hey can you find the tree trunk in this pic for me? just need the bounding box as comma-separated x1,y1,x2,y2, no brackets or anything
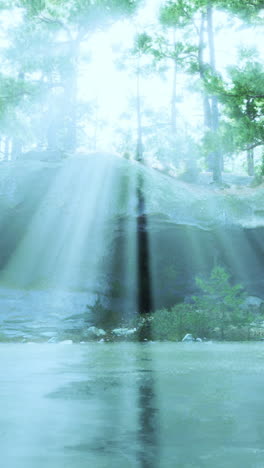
247,148,254,176
198,10,215,172
246,99,255,176
171,29,177,135
206,3,222,183
136,58,143,162
198,12,212,129
64,73,77,152
93,106,98,151
171,60,177,134
62,40,79,153
4,137,10,161
220,310,225,340
11,137,22,160
47,118,58,151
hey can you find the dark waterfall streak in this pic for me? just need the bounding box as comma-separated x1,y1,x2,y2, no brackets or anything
137,374,159,468
136,346,159,468
136,172,153,341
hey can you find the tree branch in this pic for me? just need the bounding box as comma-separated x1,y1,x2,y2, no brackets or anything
38,14,73,41
220,92,264,100
243,141,263,151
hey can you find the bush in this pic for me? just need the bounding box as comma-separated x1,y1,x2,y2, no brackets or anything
145,266,252,341
86,297,116,328
193,266,252,340
150,307,182,341
147,303,211,341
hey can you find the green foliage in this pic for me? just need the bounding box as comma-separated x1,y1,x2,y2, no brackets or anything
193,266,250,339
7,0,142,155
0,0,262,171
145,266,252,341
216,0,264,23
202,50,264,161
134,32,153,54
86,297,117,328
159,0,196,29
149,303,211,341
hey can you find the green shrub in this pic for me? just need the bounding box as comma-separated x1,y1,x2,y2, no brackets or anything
86,297,116,328
148,303,211,341
145,266,252,341
193,266,252,340
150,307,181,341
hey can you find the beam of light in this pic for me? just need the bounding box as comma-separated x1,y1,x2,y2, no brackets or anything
0,154,145,328
0,155,121,316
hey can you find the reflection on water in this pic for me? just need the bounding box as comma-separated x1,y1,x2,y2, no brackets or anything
0,343,264,467
137,348,159,468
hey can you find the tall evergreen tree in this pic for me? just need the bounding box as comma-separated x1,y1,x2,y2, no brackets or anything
213,52,264,175
10,0,142,155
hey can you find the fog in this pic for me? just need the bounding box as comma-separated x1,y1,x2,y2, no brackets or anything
0,1,264,466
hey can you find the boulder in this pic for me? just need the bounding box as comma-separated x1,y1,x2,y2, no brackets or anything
0,154,264,324
182,335,202,342
242,296,264,313
112,328,137,337
182,333,195,342
85,326,106,338
48,337,57,343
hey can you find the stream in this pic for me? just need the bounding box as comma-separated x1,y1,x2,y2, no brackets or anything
0,287,93,342
0,342,264,467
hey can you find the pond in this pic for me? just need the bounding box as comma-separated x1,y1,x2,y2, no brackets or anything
0,342,264,467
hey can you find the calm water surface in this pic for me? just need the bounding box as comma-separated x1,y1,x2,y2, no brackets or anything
0,342,264,468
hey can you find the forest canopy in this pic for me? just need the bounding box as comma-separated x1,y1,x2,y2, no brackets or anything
0,0,263,183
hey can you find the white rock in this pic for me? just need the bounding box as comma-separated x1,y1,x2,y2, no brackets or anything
242,296,264,310
182,333,194,342
48,337,57,343
86,326,106,337
59,340,73,345
196,337,203,342
112,328,137,337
